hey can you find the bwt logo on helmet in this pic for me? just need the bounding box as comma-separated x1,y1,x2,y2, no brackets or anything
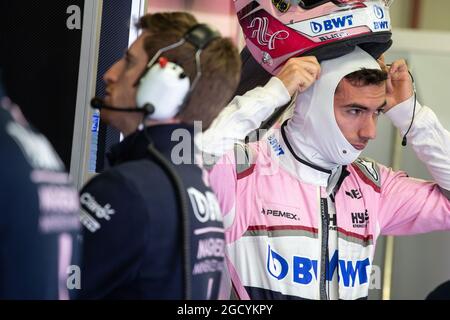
373,20,389,30
310,15,354,34
373,5,385,19
373,5,389,30
266,246,370,287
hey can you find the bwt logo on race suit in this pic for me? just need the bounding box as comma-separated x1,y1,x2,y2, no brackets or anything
268,135,285,156
267,246,370,287
310,15,354,34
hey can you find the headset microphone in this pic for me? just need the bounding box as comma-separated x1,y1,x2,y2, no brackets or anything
90,97,155,115
401,70,418,147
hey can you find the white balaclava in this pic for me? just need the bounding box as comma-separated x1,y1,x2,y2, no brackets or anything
285,46,381,170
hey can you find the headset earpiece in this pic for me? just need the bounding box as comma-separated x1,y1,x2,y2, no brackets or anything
136,57,190,120
136,24,221,121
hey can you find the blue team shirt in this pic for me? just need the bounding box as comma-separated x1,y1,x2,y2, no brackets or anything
79,124,225,299
0,97,80,299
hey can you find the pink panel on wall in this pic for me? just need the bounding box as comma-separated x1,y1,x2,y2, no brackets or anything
147,0,242,45
148,0,185,11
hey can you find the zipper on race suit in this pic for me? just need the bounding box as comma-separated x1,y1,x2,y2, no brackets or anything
319,196,330,300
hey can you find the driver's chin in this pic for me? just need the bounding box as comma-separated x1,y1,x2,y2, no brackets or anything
350,142,368,151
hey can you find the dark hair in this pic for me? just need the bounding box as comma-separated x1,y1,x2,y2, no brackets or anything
137,12,241,129
344,68,388,87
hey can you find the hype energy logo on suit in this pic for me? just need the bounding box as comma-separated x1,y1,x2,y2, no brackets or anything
266,246,370,287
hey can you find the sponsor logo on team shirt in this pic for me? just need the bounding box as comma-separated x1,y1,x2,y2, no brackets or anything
38,185,79,214
267,245,370,288
38,184,80,233
261,208,300,221
80,210,101,233
193,238,225,276
196,238,225,259
351,209,369,228
192,259,224,275
79,193,115,221
188,188,223,224
6,121,63,170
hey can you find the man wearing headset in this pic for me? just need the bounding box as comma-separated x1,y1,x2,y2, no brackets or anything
78,12,241,299
0,72,80,299
197,0,450,300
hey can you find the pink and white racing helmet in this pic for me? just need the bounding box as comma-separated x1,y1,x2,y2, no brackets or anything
235,0,394,74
